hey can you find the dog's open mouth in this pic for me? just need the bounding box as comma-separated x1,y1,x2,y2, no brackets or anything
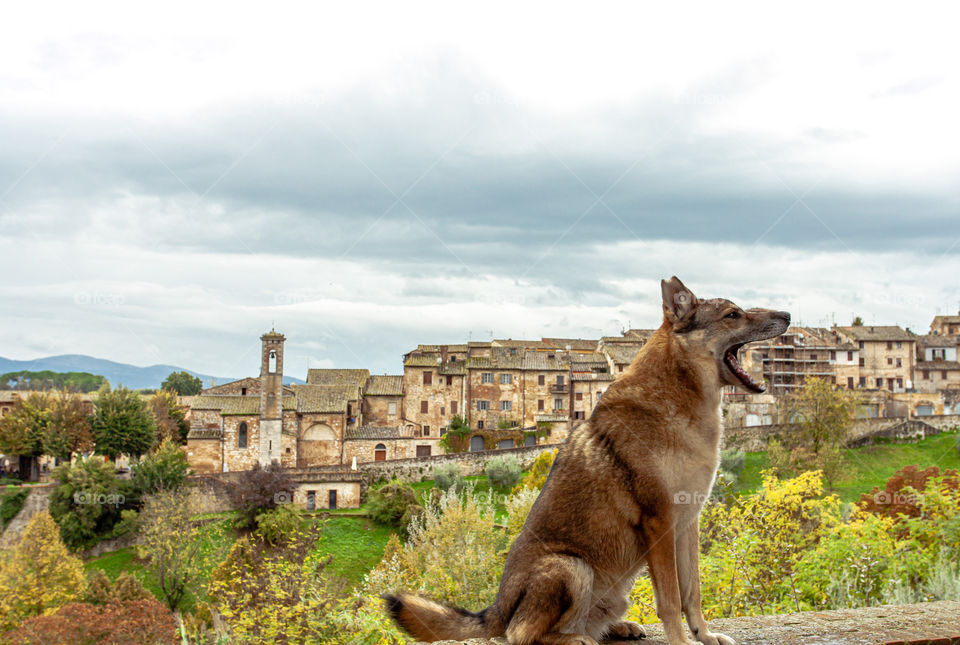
723,343,765,393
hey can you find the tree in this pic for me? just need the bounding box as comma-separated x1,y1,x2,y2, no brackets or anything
485,455,522,490
135,489,209,611
367,481,424,536
149,390,190,445
774,377,860,487
161,371,202,396
0,511,86,631
91,385,156,460
852,316,864,326
43,390,94,463
229,462,295,531
0,370,108,393
5,600,177,645
0,392,52,481
129,439,190,501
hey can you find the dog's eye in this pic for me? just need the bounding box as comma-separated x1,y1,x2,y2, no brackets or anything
725,311,740,319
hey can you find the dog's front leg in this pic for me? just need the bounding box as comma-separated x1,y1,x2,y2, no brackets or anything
676,518,735,645
644,515,698,645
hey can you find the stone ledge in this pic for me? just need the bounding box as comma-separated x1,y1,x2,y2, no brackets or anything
413,601,960,645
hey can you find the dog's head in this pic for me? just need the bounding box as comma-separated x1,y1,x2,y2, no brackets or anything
660,276,790,393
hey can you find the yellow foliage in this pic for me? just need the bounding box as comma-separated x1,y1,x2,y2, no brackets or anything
0,510,86,630
512,449,556,494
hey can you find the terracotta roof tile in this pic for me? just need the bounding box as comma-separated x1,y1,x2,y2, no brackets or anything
364,375,403,396
306,368,370,387
344,426,401,440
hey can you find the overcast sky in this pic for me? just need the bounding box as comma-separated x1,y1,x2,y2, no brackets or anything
2,1,959,378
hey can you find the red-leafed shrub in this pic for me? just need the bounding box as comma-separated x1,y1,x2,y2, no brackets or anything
858,465,959,520
4,599,178,645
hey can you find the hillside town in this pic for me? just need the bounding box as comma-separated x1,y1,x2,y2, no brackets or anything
177,312,960,483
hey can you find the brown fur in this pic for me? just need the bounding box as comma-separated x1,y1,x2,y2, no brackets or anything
386,277,790,645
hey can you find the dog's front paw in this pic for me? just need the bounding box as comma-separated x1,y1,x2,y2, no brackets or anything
695,631,735,645
606,620,646,640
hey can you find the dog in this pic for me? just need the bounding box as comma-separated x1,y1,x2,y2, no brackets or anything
385,277,790,645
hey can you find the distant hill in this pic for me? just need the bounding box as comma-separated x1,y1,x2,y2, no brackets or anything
0,354,304,390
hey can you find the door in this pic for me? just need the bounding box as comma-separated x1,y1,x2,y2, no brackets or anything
374,443,387,461
306,490,316,511
328,490,337,510
469,435,485,452
416,445,431,458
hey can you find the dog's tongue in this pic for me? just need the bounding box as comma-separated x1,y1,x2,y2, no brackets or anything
725,351,765,392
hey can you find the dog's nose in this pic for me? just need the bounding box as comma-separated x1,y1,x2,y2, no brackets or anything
774,311,791,323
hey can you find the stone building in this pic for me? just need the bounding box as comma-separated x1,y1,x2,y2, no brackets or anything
930,311,960,336
184,331,434,479
833,325,916,392
742,327,859,394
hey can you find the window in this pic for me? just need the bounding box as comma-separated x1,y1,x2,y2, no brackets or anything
887,342,893,350
416,445,431,458
538,399,544,410
450,356,456,362
423,425,430,436
420,400,428,413
509,348,517,356
477,420,484,430
500,400,512,411
896,342,902,349
500,373,513,385
942,371,948,380
423,371,432,385
596,391,603,402
829,351,836,361
810,353,818,361
538,374,545,386
859,341,865,349
575,392,583,401
876,378,883,388
887,358,893,365
477,400,489,411
238,422,248,449
618,365,624,373
574,411,585,420
896,378,903,389
847,377,854,389
269,349,277,373
481,372,494,383
923,370,930,380
241,387,247,395
896,358,902,368
859,358,865,367
554,398,563,410
451,400,458,414
848,351,854,361
859,377,866,387
446,375,454,386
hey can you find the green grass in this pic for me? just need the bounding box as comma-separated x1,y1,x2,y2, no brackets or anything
736,430,960,502
315,516,395,588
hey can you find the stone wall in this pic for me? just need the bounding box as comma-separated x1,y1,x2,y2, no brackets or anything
358,443,555,485
410,600,960,645
186,476,237,514
722,414,960,452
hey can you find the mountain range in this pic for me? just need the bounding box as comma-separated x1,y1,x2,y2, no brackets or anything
0,354,304,390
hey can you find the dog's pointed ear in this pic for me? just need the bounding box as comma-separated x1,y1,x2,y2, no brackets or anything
661,276,698,325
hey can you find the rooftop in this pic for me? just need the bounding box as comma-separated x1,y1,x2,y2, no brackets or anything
364,375,404,396
833,325,916,342
305,368,370,387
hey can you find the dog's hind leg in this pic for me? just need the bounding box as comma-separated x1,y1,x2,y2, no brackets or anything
505,555,598,645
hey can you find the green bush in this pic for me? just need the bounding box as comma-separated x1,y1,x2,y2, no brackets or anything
48,457,128,551
719,449,746,477
432,463,463,492
485,455,521,491
255,502,307,546
1,488,29,528
127,439,190,505
366,481,423,534
85,570,150,606
228,462,295,531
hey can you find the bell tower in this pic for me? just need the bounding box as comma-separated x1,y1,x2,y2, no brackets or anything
259,330,285,466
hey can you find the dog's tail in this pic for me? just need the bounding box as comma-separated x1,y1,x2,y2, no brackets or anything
383,592,499,641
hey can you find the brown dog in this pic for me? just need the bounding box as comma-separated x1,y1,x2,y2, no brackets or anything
386,277,790,645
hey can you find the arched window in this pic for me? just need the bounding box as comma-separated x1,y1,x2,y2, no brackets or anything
469,436,485,452
238,422,248,449
269,349,277,373
374,443,387,461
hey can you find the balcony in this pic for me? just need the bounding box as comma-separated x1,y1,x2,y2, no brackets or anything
549,383,568,394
